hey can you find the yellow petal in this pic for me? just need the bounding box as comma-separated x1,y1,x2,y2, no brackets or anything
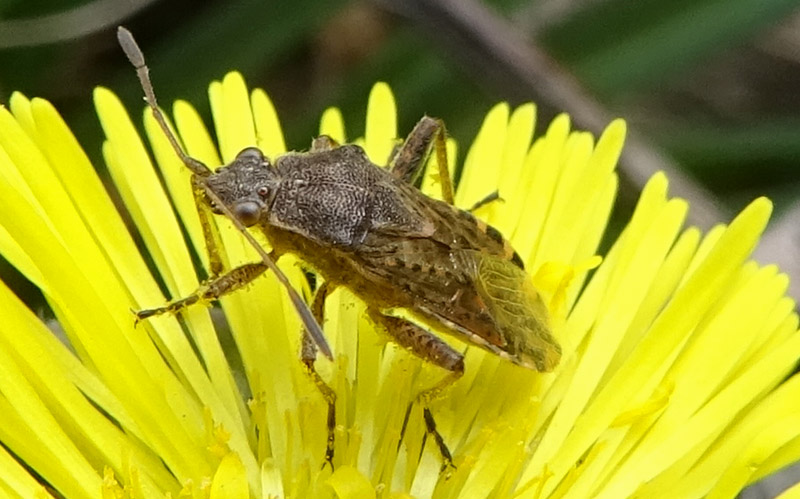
320,107,347,143
457,102,509,209
364,82,397,164
251,88,286,157
210,453,249,499
327,466,376,499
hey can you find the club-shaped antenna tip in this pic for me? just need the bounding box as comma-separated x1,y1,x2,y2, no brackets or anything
117,26,145,68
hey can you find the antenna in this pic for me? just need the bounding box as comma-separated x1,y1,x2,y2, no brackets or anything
117,26,333,360
202,189,333,360
117,27,212,177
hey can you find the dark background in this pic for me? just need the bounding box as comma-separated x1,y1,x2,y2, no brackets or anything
1,1,799,494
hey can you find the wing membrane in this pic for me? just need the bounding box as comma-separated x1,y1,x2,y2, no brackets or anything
470,251,561,371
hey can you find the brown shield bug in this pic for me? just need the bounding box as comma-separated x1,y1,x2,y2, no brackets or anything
117,26,560,472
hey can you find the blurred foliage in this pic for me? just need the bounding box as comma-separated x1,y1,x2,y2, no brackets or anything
1,0,799,300
540,0,800,97
1,0,799,200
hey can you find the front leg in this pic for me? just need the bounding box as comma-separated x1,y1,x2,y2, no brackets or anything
367,308,464,472
192,174,225,277
135,261,269,322
136,174,277,323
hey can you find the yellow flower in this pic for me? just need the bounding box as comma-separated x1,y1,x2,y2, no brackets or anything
0,72,798,499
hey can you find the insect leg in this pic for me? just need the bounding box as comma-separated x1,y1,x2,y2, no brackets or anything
390,116,455,205
120,26,333,358
368,309,464,471
135,261,269,322
467,190,503,214
192,176,226,277
300,281,338,469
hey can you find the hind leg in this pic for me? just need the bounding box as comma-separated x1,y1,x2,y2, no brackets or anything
368,308,464,471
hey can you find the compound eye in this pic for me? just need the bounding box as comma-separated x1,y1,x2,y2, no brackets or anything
235,147,264,163
233,201,261,226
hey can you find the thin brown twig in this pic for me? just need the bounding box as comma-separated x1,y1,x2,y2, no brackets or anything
0,0,157,48
375,0,726,230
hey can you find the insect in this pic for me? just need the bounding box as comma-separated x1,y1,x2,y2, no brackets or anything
117,26,561,471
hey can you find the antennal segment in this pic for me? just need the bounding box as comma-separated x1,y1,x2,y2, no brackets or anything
117,26,212,177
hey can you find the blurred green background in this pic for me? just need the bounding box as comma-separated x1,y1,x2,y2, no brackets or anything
1,0,799,308
3,0,800,213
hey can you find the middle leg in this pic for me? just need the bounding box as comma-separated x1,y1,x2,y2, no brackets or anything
300,280,338,469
